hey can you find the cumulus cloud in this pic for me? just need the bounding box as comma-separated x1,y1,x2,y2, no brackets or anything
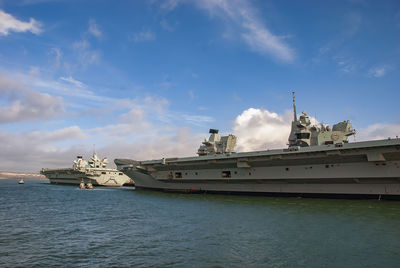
233,108,293,151
0,9,43,36
3,102,399,173
232,107,400,152
0,75,64,123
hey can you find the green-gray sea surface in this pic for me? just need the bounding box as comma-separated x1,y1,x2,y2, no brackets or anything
1,178,399,267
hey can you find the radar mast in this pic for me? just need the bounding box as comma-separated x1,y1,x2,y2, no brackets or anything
292,91,297,122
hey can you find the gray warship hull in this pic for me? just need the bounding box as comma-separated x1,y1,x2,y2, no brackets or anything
41,168,133,187
117,139,400,198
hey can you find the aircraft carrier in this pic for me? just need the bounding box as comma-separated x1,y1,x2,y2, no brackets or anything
115,93,400,199
41,152,132,187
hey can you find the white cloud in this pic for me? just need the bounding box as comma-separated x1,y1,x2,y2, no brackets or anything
132,29,156,42
356,123,400,141
60,76,86,88
88,19,102,38
28,75,108,104
201,0,294,62
232,107,400,152
233,108,293,151
240,18,294,62
30,126,88,142
86,96,170,138
0,126,89,172
368,66,387,78
217,0,294,62
157,0,294,62
0,9,43,36
100,127,203,161
0,75,64,123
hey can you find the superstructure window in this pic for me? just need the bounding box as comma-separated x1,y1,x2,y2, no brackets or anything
175,172,182,178
101,171,107,174
296,133,310,139
222,171,231,178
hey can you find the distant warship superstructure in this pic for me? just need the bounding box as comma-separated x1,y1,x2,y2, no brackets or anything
116,93,400,199
197,129,237,156
41,153,132,187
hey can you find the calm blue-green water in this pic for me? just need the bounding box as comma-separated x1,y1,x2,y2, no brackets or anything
0,179,399,268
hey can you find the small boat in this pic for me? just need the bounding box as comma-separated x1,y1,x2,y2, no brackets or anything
18,179,24,184
79,181,85,189
86,182,94,189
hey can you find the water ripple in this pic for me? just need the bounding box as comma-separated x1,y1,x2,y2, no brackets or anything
1,179,400,267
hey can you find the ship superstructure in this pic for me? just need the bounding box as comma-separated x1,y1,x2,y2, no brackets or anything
116,93,400,199
41,153,132,187
288,93,356,148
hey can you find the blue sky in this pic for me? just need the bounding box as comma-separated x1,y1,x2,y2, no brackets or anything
0,0,399,172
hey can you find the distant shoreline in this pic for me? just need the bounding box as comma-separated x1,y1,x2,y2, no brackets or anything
0,171,46,180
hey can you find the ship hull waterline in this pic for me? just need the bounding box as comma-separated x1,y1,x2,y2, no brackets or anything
125,171,400,199
119,139,400,199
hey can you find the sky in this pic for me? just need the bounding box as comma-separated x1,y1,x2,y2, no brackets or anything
0,0,399,172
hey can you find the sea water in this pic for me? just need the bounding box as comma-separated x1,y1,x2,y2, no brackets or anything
0,179,399,267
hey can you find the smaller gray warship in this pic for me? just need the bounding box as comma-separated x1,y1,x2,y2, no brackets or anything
41,152,133,187
116,93,400,199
